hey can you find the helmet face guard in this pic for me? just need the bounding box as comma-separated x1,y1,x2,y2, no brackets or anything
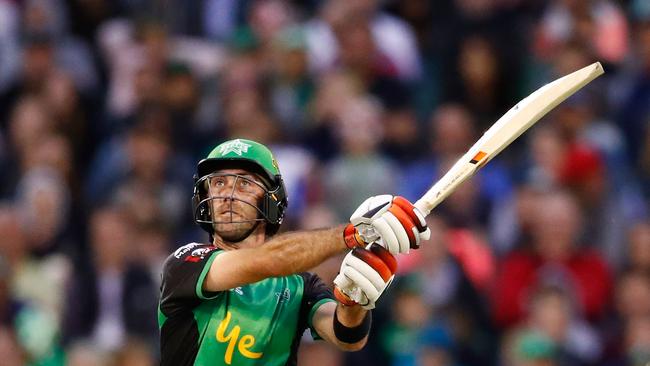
193,173,286,239
192,139,288,239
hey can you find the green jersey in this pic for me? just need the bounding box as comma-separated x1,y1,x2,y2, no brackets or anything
158,243,335,366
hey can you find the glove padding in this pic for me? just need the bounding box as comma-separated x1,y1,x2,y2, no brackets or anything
333,244,397,310
349,195,430,254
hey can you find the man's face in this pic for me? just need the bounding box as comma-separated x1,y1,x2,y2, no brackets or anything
206,168,267,242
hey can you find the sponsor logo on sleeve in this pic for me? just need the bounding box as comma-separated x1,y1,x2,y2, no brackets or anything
173,243,217,262
173,243,201,258
184,246,217,262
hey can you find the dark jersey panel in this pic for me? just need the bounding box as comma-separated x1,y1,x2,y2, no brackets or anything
285,272,335,366
159,243,219,366
298,272,335,338
159,243,220,317
160,309,201,366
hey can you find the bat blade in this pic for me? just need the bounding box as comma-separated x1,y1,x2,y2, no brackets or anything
414,62,604,216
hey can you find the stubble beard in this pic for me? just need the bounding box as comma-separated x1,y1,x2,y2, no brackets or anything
209,191,263,243
213,220,258,242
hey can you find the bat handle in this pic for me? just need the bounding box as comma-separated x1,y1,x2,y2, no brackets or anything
414,199,432,217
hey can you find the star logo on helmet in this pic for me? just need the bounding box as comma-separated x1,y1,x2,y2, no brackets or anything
219,139,252,156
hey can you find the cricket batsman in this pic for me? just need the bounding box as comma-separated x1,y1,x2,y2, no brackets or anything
158,138,430,365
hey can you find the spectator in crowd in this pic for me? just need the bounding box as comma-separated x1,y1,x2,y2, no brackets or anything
533,0,629,65
0,34,55,124
492,190,612,327
62,206,158,353
305,0,421,81
379,275,457,366
397,216,496,366
85,107,191,233
525,286,602,365
3,96,53,197
268,25,316,139
324,95,396,220
617,19,650,168
558,143,646,269
447,34,512,129
550,58,647,268
131,217,173,287
162,62,203,154
20,0,98,91
600,269,650,365
306,70,363,160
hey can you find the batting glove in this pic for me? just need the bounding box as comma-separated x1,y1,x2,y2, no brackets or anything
333,244,398,310
343,195,430,255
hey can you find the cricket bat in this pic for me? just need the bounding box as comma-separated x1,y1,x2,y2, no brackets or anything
414,62,604,216
334,63,604,302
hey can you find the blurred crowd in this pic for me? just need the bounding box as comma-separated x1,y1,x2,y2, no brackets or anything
0,0,649,365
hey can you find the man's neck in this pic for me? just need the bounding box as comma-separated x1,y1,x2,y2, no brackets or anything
213,228,266,250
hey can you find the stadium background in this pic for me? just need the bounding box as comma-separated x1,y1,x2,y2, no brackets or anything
0,0,649,365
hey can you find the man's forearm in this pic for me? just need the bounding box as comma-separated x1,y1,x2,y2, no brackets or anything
260,226,348,277
335,303,368,327
203,226,350,292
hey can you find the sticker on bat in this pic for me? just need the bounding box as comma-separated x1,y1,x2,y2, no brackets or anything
469,151,487,165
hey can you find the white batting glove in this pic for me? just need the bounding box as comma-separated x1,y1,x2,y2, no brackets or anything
343,195,430,255
333,244,397,310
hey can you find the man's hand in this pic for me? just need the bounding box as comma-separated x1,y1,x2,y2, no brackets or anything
333,244,397,310
343,195,430,254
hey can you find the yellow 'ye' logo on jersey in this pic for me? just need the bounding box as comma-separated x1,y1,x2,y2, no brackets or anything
215,311,263,364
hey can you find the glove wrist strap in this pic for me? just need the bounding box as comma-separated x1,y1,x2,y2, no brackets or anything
343,223,364,249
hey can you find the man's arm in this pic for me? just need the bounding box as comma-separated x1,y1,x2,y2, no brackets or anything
203,226,348,292
310,302,369,351
203,194,428,293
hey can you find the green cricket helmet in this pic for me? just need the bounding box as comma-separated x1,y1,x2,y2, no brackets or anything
192,138,288,237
